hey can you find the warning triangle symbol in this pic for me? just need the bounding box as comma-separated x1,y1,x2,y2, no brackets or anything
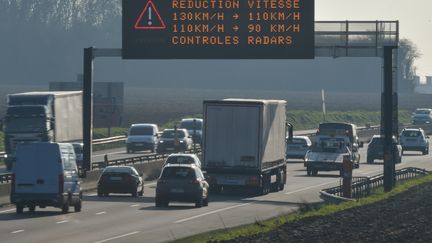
134,0,166,30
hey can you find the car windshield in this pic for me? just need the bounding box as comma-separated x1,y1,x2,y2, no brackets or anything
103,167,132,174
415,110,431,115
161,130,186,138
402,131,421,137
160,167,195,180
312,138,349,153
180,121,202,130
288,138,307,145
166,156,195,164
73,144,83,154
129,126,154,136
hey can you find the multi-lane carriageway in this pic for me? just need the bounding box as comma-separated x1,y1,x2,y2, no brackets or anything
1,141,431,243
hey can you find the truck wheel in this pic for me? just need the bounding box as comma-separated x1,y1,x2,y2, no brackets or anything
61,202,69,214
16,204,24,214
74,199,82,212
278,170,286,191
29,205,36,212
259,175,270,195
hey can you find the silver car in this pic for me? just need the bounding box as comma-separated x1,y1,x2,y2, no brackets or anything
163,154,201,168
400,128,429,155
286,136,312,160
155,164,209,208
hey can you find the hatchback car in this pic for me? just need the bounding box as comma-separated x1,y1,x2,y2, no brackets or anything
155,164,209,208
400,128,429,155
286,136,312,160
367,135,402,164
97,166,144,197
163,154,202,168
411,108,432,125
157,129,193,153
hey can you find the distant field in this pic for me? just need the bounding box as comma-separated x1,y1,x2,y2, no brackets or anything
0,86,429,143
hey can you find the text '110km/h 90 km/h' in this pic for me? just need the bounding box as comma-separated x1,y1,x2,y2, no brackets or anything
122,0,315,59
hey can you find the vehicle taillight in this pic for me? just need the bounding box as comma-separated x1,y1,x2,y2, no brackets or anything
11,174,15,194
59,174,64,194
247,176,259,186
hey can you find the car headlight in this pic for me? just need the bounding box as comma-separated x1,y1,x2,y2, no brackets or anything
180,140,184,143
159,141,164,143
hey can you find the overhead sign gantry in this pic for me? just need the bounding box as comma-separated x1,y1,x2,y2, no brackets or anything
122,0,315,59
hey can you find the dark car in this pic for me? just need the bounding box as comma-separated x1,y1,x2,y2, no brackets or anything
97,166,144,197
157,129,193,153
155,164,209,208
367,135,402,164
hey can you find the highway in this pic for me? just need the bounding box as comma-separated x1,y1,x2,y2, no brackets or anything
1,145,431,243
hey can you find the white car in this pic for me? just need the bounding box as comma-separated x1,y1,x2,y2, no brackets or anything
163,154,201,168
286,136,312,160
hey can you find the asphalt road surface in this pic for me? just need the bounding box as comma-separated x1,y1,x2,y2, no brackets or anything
1,144,431,243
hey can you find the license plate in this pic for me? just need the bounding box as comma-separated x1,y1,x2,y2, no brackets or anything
135,143,143,146
166,147,175,151
110,176,122,181
170,188,184,193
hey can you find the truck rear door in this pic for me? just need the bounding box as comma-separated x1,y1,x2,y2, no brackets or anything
205,104,260,169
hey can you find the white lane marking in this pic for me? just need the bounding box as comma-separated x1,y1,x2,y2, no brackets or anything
96,211,107,215
94,231,140,243
11,230,24,234
285,181,337,195
130,204,140,207
174,202,253,224
0,208,15,214
56,220,68,224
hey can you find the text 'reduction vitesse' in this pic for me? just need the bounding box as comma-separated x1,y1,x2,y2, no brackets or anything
170,0,303,46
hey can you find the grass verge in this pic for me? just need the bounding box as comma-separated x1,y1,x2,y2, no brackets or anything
173,173,432,243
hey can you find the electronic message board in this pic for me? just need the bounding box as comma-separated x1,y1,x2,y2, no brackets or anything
122,0,314,59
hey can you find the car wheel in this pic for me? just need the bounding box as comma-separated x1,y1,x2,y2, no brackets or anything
138,188,144,196
74,199,82,212
29,205,36,212
203,197,209,207
16,204,24,214
132,191,138,197
195,198,203,208
61,202,69,214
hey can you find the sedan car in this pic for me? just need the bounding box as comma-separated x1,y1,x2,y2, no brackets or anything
157,129,193,153
155,164,209,208
400,128,429,155
163,153,202,168
367,135,402,164
97,166,144,197
286,136,312,160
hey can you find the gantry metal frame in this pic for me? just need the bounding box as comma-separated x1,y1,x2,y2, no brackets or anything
82,21,399,191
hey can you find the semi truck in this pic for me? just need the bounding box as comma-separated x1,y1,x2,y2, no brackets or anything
2,91,83,170
202,99,292,195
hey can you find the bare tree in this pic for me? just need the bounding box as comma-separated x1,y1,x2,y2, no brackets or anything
398,38,421,91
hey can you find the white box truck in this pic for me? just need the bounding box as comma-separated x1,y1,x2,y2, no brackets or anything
203,99,289,195
3,91,83,170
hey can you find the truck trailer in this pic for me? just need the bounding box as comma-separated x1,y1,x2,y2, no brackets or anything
202,99,289,195
3,91,83,170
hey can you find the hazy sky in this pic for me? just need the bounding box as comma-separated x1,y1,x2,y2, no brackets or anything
316,0,432,77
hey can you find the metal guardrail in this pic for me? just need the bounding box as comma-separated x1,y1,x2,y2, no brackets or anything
92,147,202,170
92,135,126,145
321,167,430,203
